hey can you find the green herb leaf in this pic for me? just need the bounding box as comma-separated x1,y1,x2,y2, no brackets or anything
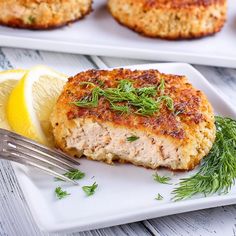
55,169,85,181
64,169,85,180
82,182,98,196
127,135,139,142
157,78,165,94
155,193,164,200
153,173,171,184
72,87,101,108
158,95,174,111
110,102,130,114
174,109,184,116
28,16,36,24
172,116,236,201
73,80,175,117
55,187,70,200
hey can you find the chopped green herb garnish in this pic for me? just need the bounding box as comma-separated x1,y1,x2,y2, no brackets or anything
97,79,105,87
55,169,85,181
174,109,184,116
155,193,164,200
82,182,98,196
28,16,36,24
127,135,139,142
153,173,171,184
110,102,130,114
55,187,70,200
64,169,85,180
73,79,174,116
158,95,174,111
173,116,236,201
157,78,165,94
73,87,100,108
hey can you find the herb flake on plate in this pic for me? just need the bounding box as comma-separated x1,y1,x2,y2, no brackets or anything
155,193,164,200
82,182,98,196
55,187,70,200
55,169,85,181
153,173,171,184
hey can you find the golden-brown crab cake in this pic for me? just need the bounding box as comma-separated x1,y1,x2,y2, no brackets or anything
107,0,227,39
0,0,92,29
51,69,216,171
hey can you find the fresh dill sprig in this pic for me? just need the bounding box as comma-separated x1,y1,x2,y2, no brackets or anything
110,102,130,114
155,193,164,200
74,79,174,116
82,182,98,196
72,87,101,108
55,187,70,200
153,173,171,184
55,169,85,181
172,116,236,201
158,95,174,111
157,78,165,94
127,135,139,142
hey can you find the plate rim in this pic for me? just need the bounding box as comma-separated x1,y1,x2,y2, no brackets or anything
0,35,236,68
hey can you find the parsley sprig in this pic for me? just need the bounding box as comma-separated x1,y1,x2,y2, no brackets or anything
173,116,236,201
153,173,171,184
73,79,174,116
82,182,98,196
55,187,70,200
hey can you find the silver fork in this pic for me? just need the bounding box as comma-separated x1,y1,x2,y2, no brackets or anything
0,128,80,185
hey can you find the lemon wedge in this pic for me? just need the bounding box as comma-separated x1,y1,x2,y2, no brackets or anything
7,65,67,146
0,69,26,130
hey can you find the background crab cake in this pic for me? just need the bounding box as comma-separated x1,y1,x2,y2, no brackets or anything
0,0,92,29
51,69,216,171
107,0,227,39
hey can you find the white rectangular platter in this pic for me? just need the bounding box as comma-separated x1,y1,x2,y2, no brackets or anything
12,63,236,234
0,0,235,68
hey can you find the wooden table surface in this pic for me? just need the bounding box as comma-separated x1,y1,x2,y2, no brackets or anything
0,47,236,236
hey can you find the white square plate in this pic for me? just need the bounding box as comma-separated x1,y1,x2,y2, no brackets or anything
12,63,236,234
0,0,235,68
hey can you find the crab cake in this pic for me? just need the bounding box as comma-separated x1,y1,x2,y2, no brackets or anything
51,69,216,171
0,0,92,29
107,0,227,39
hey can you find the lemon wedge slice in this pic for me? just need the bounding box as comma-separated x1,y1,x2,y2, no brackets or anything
0,69,26,130
7,65,67,146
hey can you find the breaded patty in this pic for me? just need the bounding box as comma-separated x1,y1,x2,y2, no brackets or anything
107,0,227,39
0,0,92,29
51,69,216,170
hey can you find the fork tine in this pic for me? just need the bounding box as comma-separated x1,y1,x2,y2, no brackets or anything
0,128,80,166
15,136,81,165
9,140,77,171
4,154,78,185
7,144,71,172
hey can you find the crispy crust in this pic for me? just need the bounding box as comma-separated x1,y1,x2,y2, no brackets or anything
107,0,227,39
51,69,216,170
0,0,92,29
